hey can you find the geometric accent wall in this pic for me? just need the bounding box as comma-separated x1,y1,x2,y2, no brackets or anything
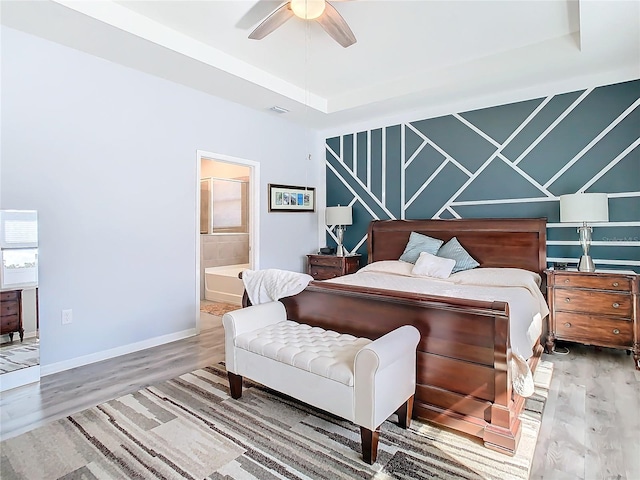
326,79,640,272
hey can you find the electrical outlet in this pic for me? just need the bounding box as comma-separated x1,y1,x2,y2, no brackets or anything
62,309,73,325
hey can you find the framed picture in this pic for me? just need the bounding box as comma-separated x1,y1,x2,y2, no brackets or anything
268,184,315,212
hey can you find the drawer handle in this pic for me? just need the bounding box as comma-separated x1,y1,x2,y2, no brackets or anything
564,279,570,284
564,322,571,328
612,282,619,287
612,329,620,335
612,302,620,309
565,298,571,303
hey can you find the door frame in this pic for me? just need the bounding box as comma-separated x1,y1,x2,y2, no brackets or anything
196,150,260,332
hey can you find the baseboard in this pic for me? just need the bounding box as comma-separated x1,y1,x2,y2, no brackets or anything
40,328,197,376
0,365,40,392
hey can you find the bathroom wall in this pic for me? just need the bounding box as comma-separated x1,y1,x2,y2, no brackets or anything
200,234,249,299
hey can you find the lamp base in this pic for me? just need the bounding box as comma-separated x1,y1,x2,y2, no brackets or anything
336,244,345,257
578,255,596,272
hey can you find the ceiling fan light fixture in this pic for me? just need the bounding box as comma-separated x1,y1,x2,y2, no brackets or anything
291,0,326,20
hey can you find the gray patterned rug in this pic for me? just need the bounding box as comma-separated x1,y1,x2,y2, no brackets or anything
0,337,39,374
0,361,552,480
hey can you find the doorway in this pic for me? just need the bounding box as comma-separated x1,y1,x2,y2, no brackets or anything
196,151,259,326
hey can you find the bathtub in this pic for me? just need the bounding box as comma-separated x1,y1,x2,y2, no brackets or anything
204,264,249,305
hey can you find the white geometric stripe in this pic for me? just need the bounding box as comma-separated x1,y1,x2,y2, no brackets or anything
325,154,392,220
514,89,592,166
580,137,640,192
544,97,640,189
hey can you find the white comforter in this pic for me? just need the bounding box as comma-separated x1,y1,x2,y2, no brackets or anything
323,261,549,397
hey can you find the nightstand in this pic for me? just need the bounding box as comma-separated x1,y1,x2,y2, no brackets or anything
545,269,639,370
1,289,24,342
306,254,361,281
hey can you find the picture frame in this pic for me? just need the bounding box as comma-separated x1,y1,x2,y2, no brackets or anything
268,184,315,212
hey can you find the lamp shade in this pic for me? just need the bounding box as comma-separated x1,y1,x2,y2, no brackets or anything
325,206,352,226
560,193,609,223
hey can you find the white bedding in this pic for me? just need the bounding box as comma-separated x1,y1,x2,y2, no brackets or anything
323,261,549,397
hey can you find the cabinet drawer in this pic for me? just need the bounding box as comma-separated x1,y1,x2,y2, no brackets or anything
0,314,20,333
1,301,19,316
308,256,342,267
0,290,19,302
555,312,633,347
309,266,340,280
554,289,632,317
553,273,631,292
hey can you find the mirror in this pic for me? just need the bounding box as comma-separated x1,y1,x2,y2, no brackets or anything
0,210,39,391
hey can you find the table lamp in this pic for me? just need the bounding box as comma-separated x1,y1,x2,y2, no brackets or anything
559,192,609,272
325,205,352,256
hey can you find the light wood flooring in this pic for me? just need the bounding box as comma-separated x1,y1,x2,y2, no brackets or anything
1,314,638,479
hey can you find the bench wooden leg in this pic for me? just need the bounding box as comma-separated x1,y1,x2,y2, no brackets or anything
360,426,380,464
228,372,243,399
396,395,414,429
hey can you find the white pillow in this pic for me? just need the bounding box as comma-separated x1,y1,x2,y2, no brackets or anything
411,251,456,279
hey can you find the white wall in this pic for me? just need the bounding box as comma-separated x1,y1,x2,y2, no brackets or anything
0,26,324,370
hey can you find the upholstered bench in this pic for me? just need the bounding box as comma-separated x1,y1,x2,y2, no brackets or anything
222,301,420,464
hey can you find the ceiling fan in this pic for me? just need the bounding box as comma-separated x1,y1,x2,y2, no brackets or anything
249,0,357,48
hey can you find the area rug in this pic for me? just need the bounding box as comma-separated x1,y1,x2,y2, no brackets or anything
0,361,553,480
200,302,240,317
0,337,39,374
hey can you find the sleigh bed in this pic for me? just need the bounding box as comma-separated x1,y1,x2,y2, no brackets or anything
246,218,548,455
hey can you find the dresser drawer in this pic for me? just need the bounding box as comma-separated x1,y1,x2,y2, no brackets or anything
0,315,20,333
555,312,633,347
553,273,632,292
0,290,19,302
308,255,343,267
553,289,632,317
1,300,20,316
309,266,340,280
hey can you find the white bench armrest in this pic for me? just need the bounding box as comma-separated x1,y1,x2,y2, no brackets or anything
359,325,420,370
223,301,287,373
354,325,420,430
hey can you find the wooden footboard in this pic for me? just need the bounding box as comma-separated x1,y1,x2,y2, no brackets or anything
275,281,541,455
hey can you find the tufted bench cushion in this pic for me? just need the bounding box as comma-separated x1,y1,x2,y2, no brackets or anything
235,320,371,386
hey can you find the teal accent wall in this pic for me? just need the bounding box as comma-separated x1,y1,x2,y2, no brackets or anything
326,79,640,272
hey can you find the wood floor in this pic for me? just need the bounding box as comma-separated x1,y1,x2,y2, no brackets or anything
1,314,638,479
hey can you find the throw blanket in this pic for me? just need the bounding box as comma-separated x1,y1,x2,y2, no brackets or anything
242,269,314,305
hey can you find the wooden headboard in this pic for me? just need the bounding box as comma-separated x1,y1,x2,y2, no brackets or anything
367,218,547,275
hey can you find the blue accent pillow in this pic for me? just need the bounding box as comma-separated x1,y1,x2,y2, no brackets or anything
436,237,479,273
398,232,444,264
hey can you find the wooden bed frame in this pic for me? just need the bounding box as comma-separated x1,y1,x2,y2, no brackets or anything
245,218,548,455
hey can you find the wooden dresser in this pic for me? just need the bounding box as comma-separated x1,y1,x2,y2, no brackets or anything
545,269,639,370
1,289,24,343
306,254,361,281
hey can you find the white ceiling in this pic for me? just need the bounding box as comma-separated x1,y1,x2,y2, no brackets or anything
2,0,639,131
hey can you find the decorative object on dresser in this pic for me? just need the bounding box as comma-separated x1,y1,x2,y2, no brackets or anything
307,253,360,280
325,205,352,256
545,269,639,370
1,290,24,342
559,192,609,272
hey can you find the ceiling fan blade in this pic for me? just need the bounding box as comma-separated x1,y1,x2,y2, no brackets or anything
316,1,356,48
249,2,294,40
